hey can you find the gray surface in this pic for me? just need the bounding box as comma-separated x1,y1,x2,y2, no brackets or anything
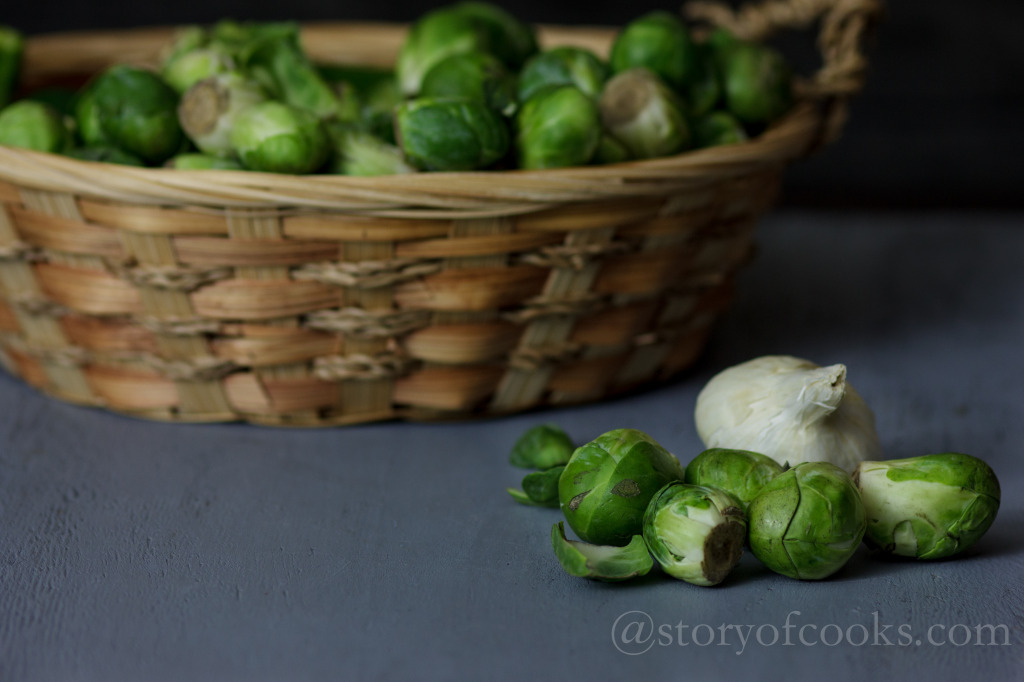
2,209,1022,682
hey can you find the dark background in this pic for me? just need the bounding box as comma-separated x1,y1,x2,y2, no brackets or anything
5,0,1023,209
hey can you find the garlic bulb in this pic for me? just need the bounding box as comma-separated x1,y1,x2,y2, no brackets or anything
694,355,882,471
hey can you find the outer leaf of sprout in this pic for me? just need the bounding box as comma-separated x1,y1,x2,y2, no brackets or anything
394,97,510,171
518,46,609,103
551,522,653,582
229,100,329,174
684,447,784,513
508,423,574,469
609,11,698,91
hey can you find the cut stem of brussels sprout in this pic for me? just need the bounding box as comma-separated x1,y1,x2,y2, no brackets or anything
599,68,690,160
643,483,746,586
552,522,653,582
559,428,685,547
854,453,1000,560
748,461,867,580
179,72,268,157
509,423,574,469
684,447,784,514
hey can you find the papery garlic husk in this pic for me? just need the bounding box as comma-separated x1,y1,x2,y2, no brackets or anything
694,355,882,471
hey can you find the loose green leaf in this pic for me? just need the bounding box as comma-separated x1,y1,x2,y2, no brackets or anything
551,522,653,582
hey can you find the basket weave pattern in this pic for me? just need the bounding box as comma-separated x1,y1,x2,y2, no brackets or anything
0,0,880,425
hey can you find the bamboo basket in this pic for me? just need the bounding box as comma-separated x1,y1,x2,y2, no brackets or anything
0,0,880,426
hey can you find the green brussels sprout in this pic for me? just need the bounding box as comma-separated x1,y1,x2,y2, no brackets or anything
558,428,685,547
396,2,538,97
245,28,345,121
161,39,235,95
748,461,867,580
395,7,491,97
515,85,601,169
80,65,185,165
0,100,72,153
716,41,794,126
420,52,518,117
518,46,609,104
229,100,329,174
178,72,268,157
643,482,746,585
451,1,539,71
599,68,691,159
66,145,145,166
609,11,699,91
1,25,24,109
692,110,748,148
325,122,416,176
394,97,510,171
684,448,785,513
166,152,244,170
592,132,631,165
552,521,653,582
854,453,1001,560
508,465,566,507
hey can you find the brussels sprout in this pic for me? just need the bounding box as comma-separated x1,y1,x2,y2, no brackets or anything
395,7,491,97
66,146,145,166
716,41,794,126
748,462,867,580
73,84,109,147
0,100,72,153
394,97,510,171
552,522,653,582
81,65,185,165
515,85,601,169
420,52,518,117
325,122,416,176
162,47,235,95
508,465,566,507
643,482,746,586
592,132,631,165
692,110,748,148
609,11,699,91
1,25,24,109
166,152,244,170
854,453,1001,560
599,68,690,160
684,448,785,513
246,28,345,120
229,100,329,174
178,72,268,157
509,423,574,469
518,46,609,104
559,428,685,547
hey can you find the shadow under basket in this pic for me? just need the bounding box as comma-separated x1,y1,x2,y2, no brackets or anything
0,0,880,426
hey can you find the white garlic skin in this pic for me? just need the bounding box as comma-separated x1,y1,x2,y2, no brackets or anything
694,355,882,471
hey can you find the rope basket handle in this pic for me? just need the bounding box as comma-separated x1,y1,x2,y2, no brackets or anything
686,0,883,96
685,0,883,149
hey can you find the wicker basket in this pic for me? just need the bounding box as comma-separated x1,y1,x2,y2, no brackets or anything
0,0,880,426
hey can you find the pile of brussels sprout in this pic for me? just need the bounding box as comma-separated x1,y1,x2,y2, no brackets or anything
0,3,795,174
508,425,1001,585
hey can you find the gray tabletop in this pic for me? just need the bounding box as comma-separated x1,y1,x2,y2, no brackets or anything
2,209,1022,682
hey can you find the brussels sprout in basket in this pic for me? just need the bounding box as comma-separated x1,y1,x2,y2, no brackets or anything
0,100,71,153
